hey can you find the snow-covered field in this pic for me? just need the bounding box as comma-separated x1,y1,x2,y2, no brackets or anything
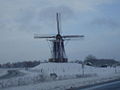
0,69,8,77
0,63,120,90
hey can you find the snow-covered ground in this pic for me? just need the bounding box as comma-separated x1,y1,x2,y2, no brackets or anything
0,63,120,90
0,69,8,77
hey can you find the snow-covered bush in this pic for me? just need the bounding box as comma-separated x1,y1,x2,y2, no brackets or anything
50,73,57,80
0,73,49,89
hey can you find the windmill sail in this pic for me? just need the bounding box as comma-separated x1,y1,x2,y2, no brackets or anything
34,34,55,39
56,13,60,35
62,35,84,38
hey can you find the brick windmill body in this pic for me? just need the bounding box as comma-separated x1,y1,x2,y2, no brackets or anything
34,13,84,63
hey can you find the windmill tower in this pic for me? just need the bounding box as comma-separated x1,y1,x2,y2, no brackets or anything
34,13,84,63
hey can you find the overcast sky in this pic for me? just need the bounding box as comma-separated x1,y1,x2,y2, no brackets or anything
0,0,120,63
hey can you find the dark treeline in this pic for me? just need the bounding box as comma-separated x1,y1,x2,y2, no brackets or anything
0,61,40,68
84,55,120,67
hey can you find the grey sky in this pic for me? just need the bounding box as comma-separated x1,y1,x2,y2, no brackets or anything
0,0,120,63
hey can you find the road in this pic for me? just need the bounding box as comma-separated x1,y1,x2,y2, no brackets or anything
80,80,120,90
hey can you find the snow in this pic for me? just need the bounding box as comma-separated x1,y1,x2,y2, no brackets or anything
0,63,120,90
33,63,82,76
0,69,8,77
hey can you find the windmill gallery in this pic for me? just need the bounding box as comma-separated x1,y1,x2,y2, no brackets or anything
34,13,84,63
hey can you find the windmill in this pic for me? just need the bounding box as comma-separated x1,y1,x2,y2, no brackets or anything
34,13,84,63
